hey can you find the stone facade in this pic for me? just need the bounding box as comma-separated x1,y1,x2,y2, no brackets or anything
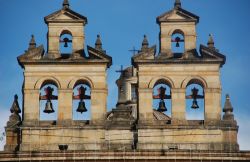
1,0,250,161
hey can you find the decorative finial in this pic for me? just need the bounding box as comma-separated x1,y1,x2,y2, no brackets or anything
63,0,70,8
174,0,181,9
10,95,21,114
95,34,103,50
223,94,234,121
141,35,149,51
207,34,215,49
28,34,36,50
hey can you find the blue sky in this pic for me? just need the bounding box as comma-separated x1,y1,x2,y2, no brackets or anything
0,0,250,150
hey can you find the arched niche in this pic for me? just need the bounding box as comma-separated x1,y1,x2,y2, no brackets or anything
68,77,94,89
39,80,59,121
171,29,185,54
184,78,205,121
59,29,73,54
148,76,175,89
152,78,172,118
71,79,92,121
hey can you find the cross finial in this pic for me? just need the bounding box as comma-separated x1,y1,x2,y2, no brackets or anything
174,0,181,8
116,65,124,74
129,47,140,55
63,0,70,8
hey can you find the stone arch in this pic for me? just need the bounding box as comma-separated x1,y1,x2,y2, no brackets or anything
168,29,185,37
148,76,175,89
34,77,61,89
58,28,74,37
68,76,94,89
181,76,208,89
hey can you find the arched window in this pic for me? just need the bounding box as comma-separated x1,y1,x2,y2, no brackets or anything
171,29,185,55
39,81,58,121
72,80,91,120
152,79,172,118
185,80,205,120
60,30,73,54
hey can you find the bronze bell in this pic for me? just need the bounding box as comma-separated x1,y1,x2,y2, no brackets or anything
157,100,167,112
191,99,199,109
77,100,87,114
44,100,55,114
63,38,69,47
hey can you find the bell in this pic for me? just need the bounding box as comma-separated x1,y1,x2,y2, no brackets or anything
44,100,55,114
157,100,167,112
63,38,70,47
176,42,180,47
77,100,87,113
191,99,199,109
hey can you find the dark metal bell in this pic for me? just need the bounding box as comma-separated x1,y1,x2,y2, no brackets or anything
157,100,167,112
44,100,55,114
191,99,199,109
176,42,180,47
63,38,69,47
77,101,87,113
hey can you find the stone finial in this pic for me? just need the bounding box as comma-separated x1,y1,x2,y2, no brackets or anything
174,0,181,8
28,35,36,50
10,95,21,114
95,34,103,50
207,34,215,49
63,0,70,8
7,95,21,127
223,94,234,121
141,35,149,51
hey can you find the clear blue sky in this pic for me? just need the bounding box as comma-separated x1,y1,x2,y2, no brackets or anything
0,0,250,150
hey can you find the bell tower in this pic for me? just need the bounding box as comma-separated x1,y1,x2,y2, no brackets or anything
45,0,87,58
5,0,112,151
157,0,199,58
132,0,238,151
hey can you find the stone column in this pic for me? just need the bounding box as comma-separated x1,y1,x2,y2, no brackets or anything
171,88,186,124
91,89,107,123
23,89,40,125
58,89,73,124
138,88,154,123
204,88,221,123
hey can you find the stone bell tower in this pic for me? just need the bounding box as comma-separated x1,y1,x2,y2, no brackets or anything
132,0,238,151
5,0,112,151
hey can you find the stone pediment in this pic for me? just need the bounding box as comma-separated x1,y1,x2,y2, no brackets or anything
132,45,156,61
44,8,87,23
87,46,112,67
199,44,226,66
157,7,199,24
17,45,45,66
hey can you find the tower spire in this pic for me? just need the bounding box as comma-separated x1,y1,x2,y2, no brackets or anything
95,34,103,51
174,0,181,8
207,34,215,49
141,35,149,51
63,0,70,8
28,35,36,50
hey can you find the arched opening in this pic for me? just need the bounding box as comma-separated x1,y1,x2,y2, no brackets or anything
171,29,185,55
72,80,91,120
60,30,73,54
39,80,58,121
152,79,172,118
185,79,205,121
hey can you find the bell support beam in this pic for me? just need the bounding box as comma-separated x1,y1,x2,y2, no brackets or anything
204,88,222,123
171,88,186,124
